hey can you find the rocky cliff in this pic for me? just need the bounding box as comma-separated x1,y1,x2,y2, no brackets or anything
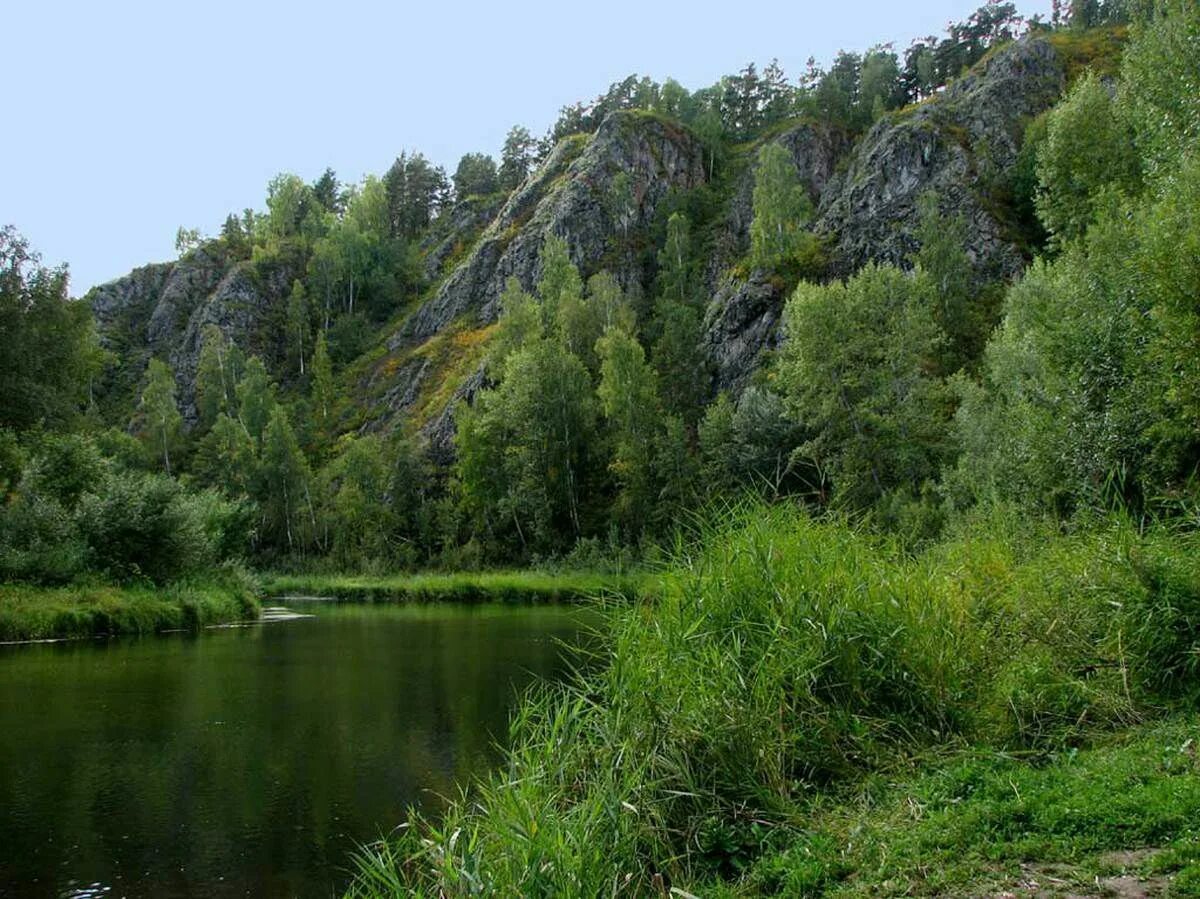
90,34,1073,448
89,245,300,421
702,34,1068,393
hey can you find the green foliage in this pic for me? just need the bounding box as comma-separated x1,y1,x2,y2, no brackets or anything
0,434,252,585
597,327,662,533
749,143,815,271
741,716,1200,896
536,233,583,326
0,227,103,431
951,155,1200,513
310,331,334,428
650,297,709,426
1035,71,1140,247
256,405,313,554
264,569,641,604
195,325,243,429
135,358,182,475
499,125,537,191
909,192,1002,374
347,504,1200,896
452,152,498,199
1118,2,1200,180
456,339,598,556
0,575,259,642
780,264,953,508
235,356,275,445
78,471,241,582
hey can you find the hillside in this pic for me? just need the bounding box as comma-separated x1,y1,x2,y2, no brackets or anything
85,29,1101,454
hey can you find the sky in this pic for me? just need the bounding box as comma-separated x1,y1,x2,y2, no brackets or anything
3,0,1050,296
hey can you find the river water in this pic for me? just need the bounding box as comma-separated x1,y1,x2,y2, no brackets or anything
0,602,591,897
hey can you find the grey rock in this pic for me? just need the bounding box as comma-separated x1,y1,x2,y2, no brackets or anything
88,246,299,424
703,272,786,395
391,110,707,349
815,35,1065,279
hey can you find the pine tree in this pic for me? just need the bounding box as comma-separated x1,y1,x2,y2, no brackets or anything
499,125,537,191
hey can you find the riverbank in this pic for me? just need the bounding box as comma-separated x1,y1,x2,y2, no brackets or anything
346,503,1200,897
0,576,261,643
265,569,646,604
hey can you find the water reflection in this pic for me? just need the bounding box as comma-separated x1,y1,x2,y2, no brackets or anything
0,603,589,898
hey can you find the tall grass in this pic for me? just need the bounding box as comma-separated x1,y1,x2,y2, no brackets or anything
346,502,1200,897
0,565,261,642
265,569,645,605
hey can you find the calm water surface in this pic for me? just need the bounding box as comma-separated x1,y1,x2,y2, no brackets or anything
0,602,592,898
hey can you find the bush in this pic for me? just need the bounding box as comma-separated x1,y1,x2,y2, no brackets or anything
76,471,240,583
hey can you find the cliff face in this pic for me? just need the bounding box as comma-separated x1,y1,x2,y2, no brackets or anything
815,35,1065,278
89,246,300,421
702,35,1068,394
363,110,709,450
393,111,708,350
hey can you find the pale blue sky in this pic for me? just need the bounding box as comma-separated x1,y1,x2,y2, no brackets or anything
3,0,1049,295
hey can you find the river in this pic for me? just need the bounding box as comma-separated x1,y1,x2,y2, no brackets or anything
0,602,591,897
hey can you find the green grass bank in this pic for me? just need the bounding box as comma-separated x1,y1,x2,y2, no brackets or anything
346,502,1200,897
0,574,261,643
265,569,646,604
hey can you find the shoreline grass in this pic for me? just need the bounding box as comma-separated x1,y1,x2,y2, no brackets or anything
264,569,648,605
0,575,261,643
345,502,1200,897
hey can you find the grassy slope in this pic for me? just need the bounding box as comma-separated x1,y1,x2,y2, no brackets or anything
265,569,646,604
0,577,261,642
346,504,1200,897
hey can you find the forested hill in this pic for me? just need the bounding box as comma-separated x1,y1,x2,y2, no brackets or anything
12,0,1193,573
88,7,1091,447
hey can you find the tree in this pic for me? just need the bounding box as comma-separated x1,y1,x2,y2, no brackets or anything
311,331,334,429
312,167,344,213
606,172,637,241
285,280,312,377
656,212,698,305
1035,72,1140,248
499,125,537,191
236,356,275,445
452,153,498,199
258,405,312,553
859,47,902,122
318,434,391,565
174,227,203,256
195,325,238,429
749,143,814,270
779,264,952,508
651,298,709,426
912,193,979,370
455,341,598,554
137,359,182,475
1117,3,1200,181
536,234,583,327
489,277,544,375
597,327,662,532
264,173,320,242
0,227,102,431
193,412,256,496
384,152,449,240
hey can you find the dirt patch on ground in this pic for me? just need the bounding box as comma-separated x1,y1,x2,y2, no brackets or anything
988,850,1171,898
